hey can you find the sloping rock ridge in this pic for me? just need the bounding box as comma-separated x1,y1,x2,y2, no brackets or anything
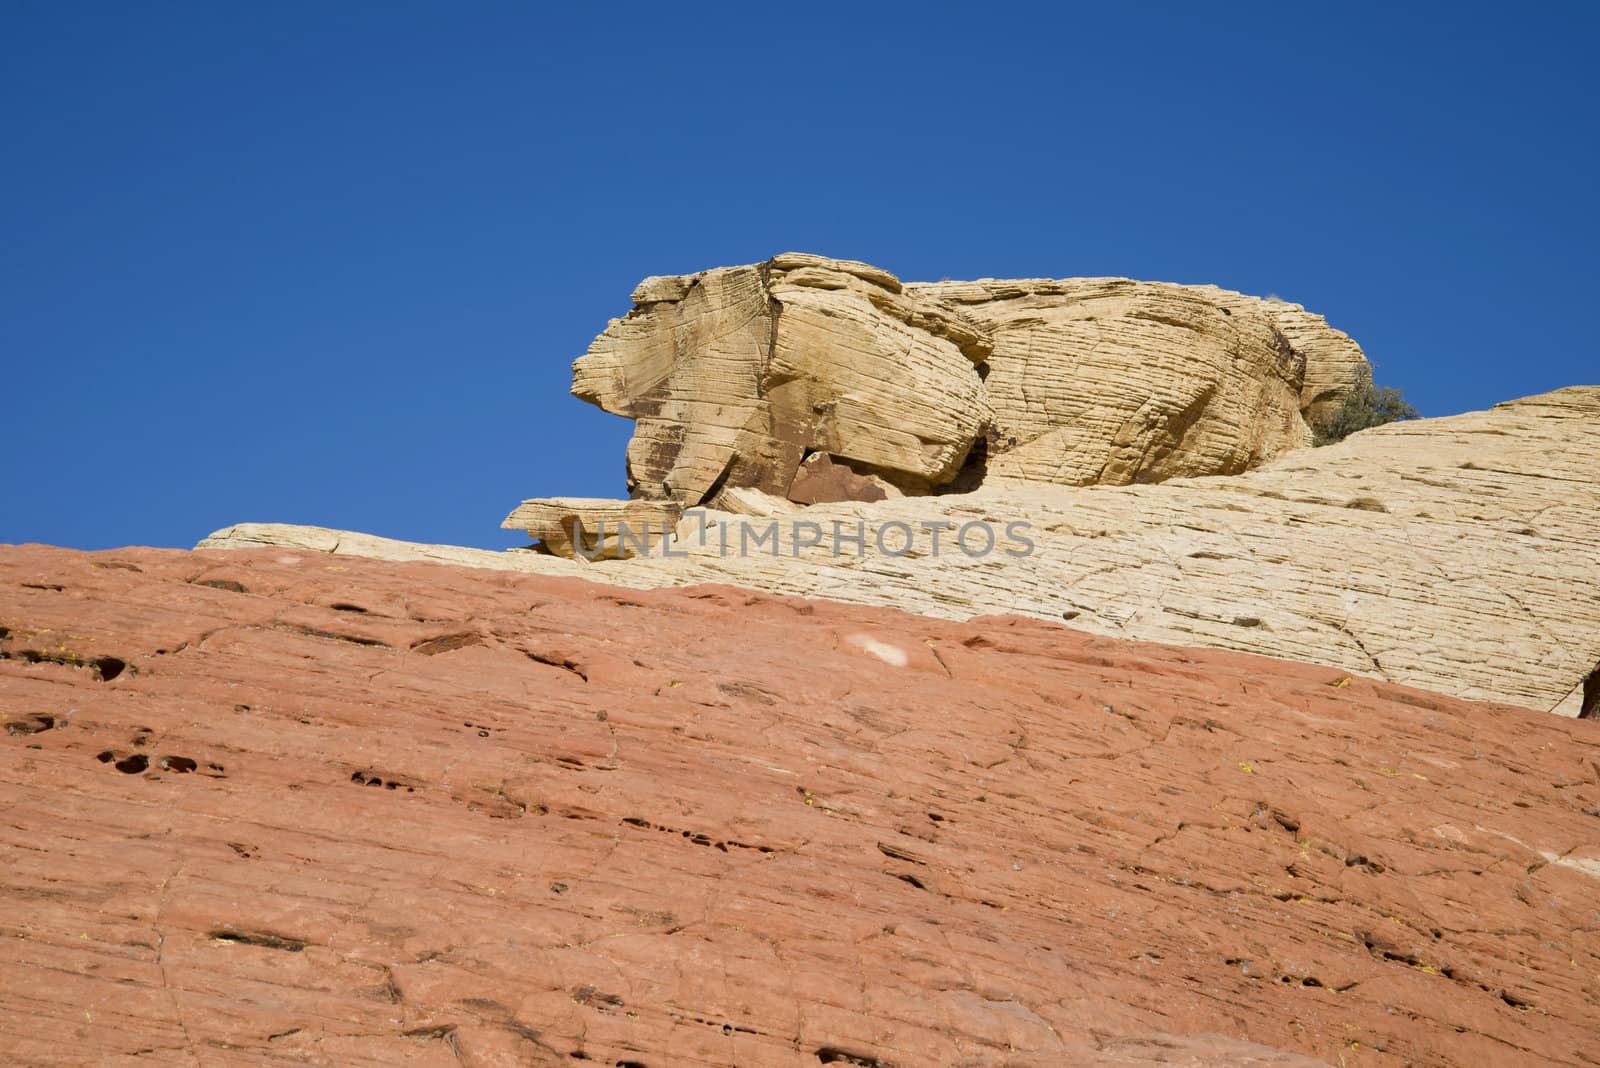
207,387,1600,718
2,545,1598,1065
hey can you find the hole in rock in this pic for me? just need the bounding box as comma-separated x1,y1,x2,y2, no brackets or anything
816,1049,888,1066
412,632,482,656
210,929,307,952
5,714,54,736
195,578,248,593
114,754,149,774
94,657,126,681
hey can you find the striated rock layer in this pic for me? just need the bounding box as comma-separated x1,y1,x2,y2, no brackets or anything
905,276,1366,486
2,545,1598,1065
564,254,1368,514
208,387,1600,718
574,253,994,505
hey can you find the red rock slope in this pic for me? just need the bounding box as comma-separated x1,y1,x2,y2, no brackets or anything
1,545,1597,1067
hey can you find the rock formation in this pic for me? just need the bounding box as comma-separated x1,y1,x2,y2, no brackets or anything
572,254,995,508
548,255,1368,537
904,276,1367,486
207,386,1600,719
3,544,1598,1065
499,497,680,561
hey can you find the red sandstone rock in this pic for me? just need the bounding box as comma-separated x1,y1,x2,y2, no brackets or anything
0,544,1596,1066
786,453,893,506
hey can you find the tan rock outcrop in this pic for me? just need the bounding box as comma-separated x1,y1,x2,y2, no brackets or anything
1264,299,1371,424
909,277,1367,485
508,255,1371,554
500,497,679,560
576,258,1365,497
571,253,991,505
207,386,1600,718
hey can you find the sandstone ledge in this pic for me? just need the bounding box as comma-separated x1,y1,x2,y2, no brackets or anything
203,387,1600,718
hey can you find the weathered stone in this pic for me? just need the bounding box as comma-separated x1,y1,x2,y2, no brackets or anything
3,544,1598,1065
784,451,899,506
1265,299,1371,425
571,255,988,505
908,277,1368,485
706,485,804,517
500,496,679,560
204,387,1600,717
570,255,1371,510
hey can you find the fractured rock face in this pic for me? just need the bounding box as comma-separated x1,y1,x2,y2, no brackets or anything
1265,299,1371,425
783,451,899,506
909,277,1367,485
571,253,991,506
513,254,1371,555
569,254,1368,511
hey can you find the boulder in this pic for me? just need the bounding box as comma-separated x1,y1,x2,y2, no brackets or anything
569,255,1371,508
909,277,1369,484
571,254,990,505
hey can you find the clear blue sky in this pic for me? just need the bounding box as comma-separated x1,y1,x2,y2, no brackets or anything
4,2,1595,551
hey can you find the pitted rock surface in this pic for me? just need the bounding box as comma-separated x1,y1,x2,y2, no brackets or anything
3,545,1598,1065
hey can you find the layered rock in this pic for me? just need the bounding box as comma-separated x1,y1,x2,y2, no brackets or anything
3,544,1598,1065
570,253,993,505
212,386,1600,718
500,497,680,560
910,277,1367,485
507,255,1370,550
1264,299,1372,425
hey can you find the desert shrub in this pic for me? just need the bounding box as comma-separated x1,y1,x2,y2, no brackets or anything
1312,381,1418,446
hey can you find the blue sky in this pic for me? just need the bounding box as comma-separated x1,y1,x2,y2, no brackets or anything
4,2,1595,550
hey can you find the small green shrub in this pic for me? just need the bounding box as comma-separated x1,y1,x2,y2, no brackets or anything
1312,381,1419,446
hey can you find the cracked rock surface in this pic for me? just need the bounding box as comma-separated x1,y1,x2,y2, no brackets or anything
208,387,1600,717
566,254,1367,508
2,545,1597,1065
